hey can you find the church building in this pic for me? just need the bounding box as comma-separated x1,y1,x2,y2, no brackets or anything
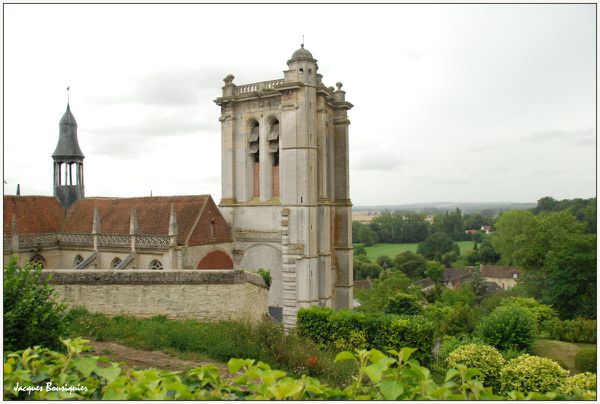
3,45,353,327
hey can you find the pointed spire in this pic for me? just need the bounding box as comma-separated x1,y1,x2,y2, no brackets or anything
130,208,138,235
92,207,101,234
169,204,178,237
16,184,20,196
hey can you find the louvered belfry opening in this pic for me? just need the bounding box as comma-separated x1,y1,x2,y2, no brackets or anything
268,120,280,197
248,121,260,198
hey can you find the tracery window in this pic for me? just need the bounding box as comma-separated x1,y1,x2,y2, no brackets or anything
73,255,84,268
149,259,163,270
249,121,260,198
29,254,46,269
269,120,280,197
111,257,122,269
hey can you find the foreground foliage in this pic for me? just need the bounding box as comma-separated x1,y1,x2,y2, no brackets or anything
5,338,594,401
447,344,505,386
3,257,67,351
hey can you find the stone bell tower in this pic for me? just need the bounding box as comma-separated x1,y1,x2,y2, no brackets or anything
215,45,353,328
53,102,85,209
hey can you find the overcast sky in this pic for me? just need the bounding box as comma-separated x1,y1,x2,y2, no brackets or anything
3,4,596,206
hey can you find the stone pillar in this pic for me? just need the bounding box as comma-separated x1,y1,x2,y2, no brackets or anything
11,214,18,252
129,208,138,253
168,204,178,269
259,120,271,201
220,74,236,205
92,207,101,268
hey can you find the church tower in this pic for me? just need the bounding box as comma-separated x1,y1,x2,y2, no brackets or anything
215,45,354,327
52,103,85,209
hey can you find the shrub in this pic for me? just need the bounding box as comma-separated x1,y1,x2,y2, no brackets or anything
447,343,505,385
478,305,536,351
541,317,596,343
354,244,367,256
376,255,393,269
257,269,272,289
559,372,597,399
3,257,67,351
499,354,569,393
297,307,435,365
575,348,597,373
384,292,421,315
498,297,558,334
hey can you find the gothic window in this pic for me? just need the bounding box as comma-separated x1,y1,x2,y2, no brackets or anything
149,259,163,270
248,121,260,198
269,120,280,197
73,255,84,268
29,254,46,269
111,257,122,269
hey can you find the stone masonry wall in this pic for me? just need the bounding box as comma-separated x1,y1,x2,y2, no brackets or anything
43,270,268,322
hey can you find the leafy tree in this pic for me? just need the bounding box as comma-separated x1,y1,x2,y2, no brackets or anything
424,260,444,283
376,255,393,269
470,269,487,303
479,238,500,264
463,213,486,230
357,226,376,246
433,208,465,241
441,251,459,268
417,232,460,263
392,251,427,279
384,292,422,315
513,211,596,319
354,244,367,256
531,196,558,214
491,210,535,265
478,305,536,351
463,250,480,266
4,257,67,351
355,270,412,313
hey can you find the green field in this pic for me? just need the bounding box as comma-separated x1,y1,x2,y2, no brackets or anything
362,241,474,261
532,339,596,373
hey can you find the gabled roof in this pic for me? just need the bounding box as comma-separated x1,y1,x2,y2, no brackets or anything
3,196,64,234
443,267,472,282
4,194,233,247
481,265,520,279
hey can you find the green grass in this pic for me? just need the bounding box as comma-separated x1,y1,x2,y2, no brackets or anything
362,241,475,261
65,308,354,387
531,339,596,373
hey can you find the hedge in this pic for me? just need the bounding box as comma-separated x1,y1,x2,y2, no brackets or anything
541,317,596,343
297,307,435,364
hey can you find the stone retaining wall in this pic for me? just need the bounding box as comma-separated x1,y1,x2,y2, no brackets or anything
42,270,268,322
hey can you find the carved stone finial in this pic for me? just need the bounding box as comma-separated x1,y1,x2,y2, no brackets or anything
336,82,343,91
223,74,235,85
130,208,138,236
92,207,101,234
11,214,17,235
169,203,178,237
328,86,335,92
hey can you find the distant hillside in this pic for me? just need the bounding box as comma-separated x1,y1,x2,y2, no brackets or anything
353,202,537,216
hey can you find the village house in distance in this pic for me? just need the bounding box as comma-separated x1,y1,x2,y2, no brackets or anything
3,45,354,327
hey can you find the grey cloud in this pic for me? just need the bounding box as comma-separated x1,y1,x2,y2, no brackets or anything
87,113,216,137
352,148,405,171
465,142,499,153
524,128,595,145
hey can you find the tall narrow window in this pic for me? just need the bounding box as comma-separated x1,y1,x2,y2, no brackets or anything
249,122,260,198
111,257,122,269
29,254,46,269
73,255,84,268
268,121,280,197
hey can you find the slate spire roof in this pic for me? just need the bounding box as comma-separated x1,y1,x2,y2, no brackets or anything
52,103,85,160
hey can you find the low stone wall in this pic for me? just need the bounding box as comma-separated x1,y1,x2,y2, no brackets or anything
42,269,268,322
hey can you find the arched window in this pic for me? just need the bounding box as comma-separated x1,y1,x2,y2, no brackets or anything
248,121,260,198
73,255,84,268
111,257,122,269
29,254,46,269
268,120,280,197
149,259,163,270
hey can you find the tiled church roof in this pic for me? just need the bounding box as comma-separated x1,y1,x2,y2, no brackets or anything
3,196,64,234
4,195,232,247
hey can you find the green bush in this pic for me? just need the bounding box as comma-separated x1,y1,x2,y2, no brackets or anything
3,339,583,400
257,269,272,289
498,297,558,335
499,354,569,394
478,305,536,351
384,293,421,315
3,257,67,351
559,372,597,399
542,317,596,343
575,348,597,373
297,307,435,365
448,343,505,385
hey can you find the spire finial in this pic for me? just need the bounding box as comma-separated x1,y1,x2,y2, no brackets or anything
301,34,304,47
66,86,70,105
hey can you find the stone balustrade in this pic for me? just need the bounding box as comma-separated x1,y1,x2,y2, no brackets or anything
236,79,284,94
